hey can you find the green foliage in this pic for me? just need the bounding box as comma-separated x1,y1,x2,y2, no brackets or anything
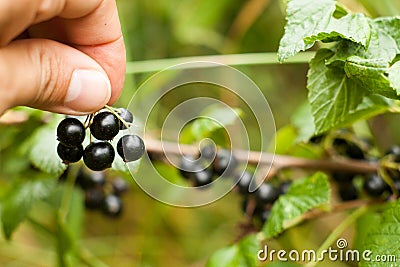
279,0,400,134
0,179,56,239
263,172,331,238
190,106,243,140
22,114,66,176
359,200,400,266
206,234,261,267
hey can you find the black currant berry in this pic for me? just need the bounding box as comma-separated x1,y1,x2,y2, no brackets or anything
117,135,145,162
83,142,115,171
90,112,120,140
332,172,355,183
102,195,123,217
179,155,203,179
236,171,256,195
255,183,280,205
257,209,271,224
112,177,129,195
84,188,105,209
192,168,214,187
363,174,388,197
118,108,133,130
385,145,400,161
333,138,365,159
279,181,292,195
57,143,83,163
309,134,325,144
214,149,238,176
338,182,358,201
57,118,85,147
76,167,106,189
199,144,216,161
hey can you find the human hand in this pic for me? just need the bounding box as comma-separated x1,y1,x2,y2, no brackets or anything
0,0,126,115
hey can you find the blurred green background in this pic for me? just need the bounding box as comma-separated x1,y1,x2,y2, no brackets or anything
1,0,400,266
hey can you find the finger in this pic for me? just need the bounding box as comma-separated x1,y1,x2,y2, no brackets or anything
0,0,103,46
0,39,112,115
28,0,125,103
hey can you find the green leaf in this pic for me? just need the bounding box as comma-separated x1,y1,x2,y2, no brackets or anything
359,200,400,267
344,56,398,99
387,61,400,95
206,234,261,267
278,0,336,62
263,172,330,238
266,263,302,267
22,115,66,176
307,49,366,134
373,17,400,52
304,13,370,46
362,20,399,63
190,106,243,140
0,179,56,239
291,101,315,142
333,95,400,129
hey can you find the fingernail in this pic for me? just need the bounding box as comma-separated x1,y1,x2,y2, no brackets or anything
65,69,111,112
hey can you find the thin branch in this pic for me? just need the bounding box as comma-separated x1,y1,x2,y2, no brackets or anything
145,138,379,174
126,52,315,74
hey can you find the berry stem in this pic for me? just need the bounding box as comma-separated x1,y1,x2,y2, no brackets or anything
104,105,132,129
144,138,379,179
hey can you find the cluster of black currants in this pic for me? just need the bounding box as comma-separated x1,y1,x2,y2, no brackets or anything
238,172,291,225
56,108,145,171
177,144,286,224
60,167,128,217
178,145,239,187
311,134,400,202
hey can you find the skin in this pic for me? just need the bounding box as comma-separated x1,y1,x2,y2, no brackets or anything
0,0,126,115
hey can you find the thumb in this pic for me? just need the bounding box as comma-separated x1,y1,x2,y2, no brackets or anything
0,39,111,115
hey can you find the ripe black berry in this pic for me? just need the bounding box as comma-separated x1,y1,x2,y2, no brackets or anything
255,183,280,204
84,188,105,209
102,195,123,217
199,144,216,161
117,135,145,162
90,112,120,140
76,167,106,189
214,149,238,176
118,108,133,130
279,181,292,195
332,172,355,183
338,182,358,201
83,142,115,171
192,168,214,187
57,143,83,163
363,174,388,197
333,138,365,159
257,209,271,224
236,171,256,195
179,155,204,179
57,118,85,147
112,177,129,195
